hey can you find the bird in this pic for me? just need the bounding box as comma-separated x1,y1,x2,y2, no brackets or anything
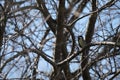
78,36,86,48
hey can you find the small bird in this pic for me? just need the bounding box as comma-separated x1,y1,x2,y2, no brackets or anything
78,36,86,48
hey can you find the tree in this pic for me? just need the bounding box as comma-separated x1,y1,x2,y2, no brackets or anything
0,0,120,80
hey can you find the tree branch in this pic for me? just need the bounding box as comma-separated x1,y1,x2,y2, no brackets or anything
57,41,120,66
36,0,56,34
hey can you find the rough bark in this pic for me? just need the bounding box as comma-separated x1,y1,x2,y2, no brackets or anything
81,0,97,80
0,4,7,52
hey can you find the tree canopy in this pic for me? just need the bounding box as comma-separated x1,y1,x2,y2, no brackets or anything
0,0,120,80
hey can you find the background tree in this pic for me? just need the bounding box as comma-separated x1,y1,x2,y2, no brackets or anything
0,0,120,80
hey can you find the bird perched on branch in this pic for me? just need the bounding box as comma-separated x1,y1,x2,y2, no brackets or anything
78,36,86,48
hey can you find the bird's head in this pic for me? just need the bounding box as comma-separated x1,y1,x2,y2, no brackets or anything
78,36,84,40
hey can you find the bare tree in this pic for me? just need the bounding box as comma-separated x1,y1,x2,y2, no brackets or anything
0,0,120,80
